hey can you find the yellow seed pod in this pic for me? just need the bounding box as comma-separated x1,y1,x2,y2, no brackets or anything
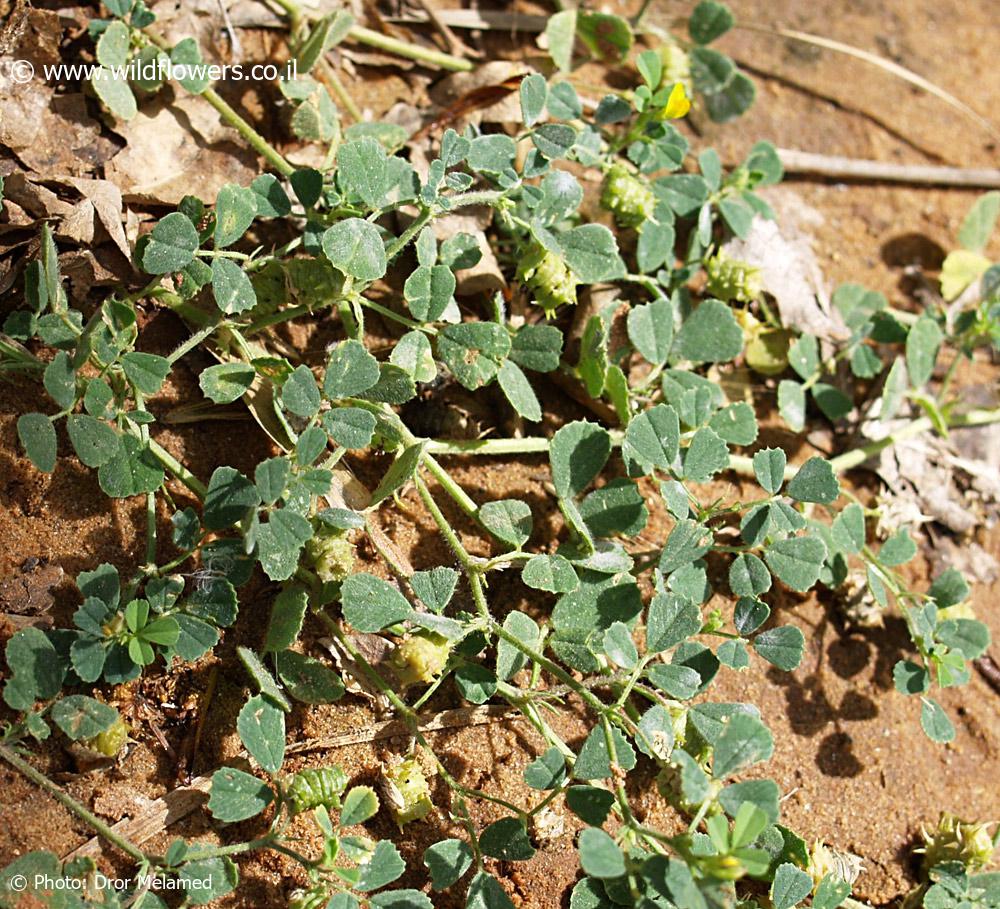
918,812,996,876
83,716,129,758
389,633,452,688
657,41,693,97
807,840,865,889
306,529,356,584
380,757,433,828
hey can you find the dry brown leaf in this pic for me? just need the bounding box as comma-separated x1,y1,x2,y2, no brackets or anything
68,178,131,258
429,61,532,128
723,189,849,341
105,93,257,204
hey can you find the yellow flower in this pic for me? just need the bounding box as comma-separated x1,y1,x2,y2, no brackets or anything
660,82,691,120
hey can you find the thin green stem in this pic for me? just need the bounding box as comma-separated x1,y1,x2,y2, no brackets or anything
147,438,208,498
166,320,223,365
348,24,472,71
0,742,148,864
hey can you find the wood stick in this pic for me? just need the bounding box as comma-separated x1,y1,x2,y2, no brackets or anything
775,149,1000,189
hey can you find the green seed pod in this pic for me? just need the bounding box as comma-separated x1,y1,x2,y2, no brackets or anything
517,244,577,315
380,757,433,828
707,252,764,304
285,766,349,815
918,812,996,875
658,40,693,97
305,527,356,584
288,887,329,909
601,163,656,229
390,633,452,689
82,716,129,758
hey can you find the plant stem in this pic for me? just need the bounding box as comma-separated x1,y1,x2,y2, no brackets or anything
0,742,148,864
147,438,208,498
167,320,224,365
348,24,472,71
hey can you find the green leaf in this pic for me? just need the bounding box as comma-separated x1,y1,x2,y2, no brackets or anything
264,587,309,652
880,529,917,566
404,264,455,322
752,448,786,495
480,817,535,861
646,592,702,654
580,479,647,537
729,553,771,597
752,626,805,671
958,191,1000,252
170,38,212,93
778,379,806,432
627,298,674,364
637,220,676,274
92,67,137,119
391,331,436,382
577,11,633,63
96,19,130,66
813,874,852,909
322,407,376,449
545,9,576,72
673,299,743,363
560,225,625,282
510,323,563,372
467,134,517,174
920,697,955,743
771,862,813,909
212,257,258,314
523,746,568,790
646,662,702,699
573,724,636,780
98,435,164,498
682,427,729,482
906,316,943,388
785,457,839,504
498,360,542,421
322,218,387,281
893,660,930,695
179,857,238,905
340,785,380,826
721,781,780,827
208,767,274,822
43,352,76,410
122,352,171,395
929,567,970,609
622,404,680,474
251,174,292,218
496,611,541,681
237,694,285,773
831,502,865,554
279,365,321,418
765,536,826,592
256,508,313,581
532,123,578,160
324,338,380,399
238,645,291,711
603,621,638,668
338,138,389,209
713,713,774,779
937,618,990,660
4,628,65,710
341,573,412,632
424,838,474,891
550,421,611,497
437,322,511,390
709,402,758,446
204,465,260,530
199,363,256,403
143,212,200,274
659,519,712,574
17,413,57,473
51,695,118,740
519,73,548,126
788,335,819,380
466,871,516,909
578,828,625,880
214,184,257,248
479,499,533,548
689,0,734,44
565,786,616,827
275,651,345,704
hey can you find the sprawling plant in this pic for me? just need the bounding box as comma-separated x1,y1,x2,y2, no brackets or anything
2,1,998,907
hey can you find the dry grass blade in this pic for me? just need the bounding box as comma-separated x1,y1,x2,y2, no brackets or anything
739,23,1000,143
